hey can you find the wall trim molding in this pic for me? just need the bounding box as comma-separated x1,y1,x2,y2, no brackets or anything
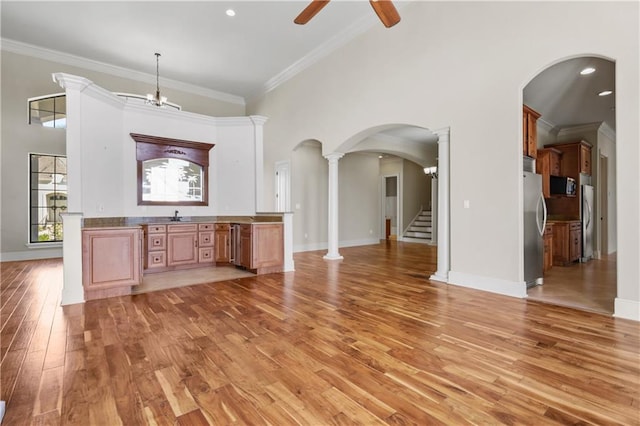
2,38,245,106
293,238,380,253
448,271,528,298
0,249,62,262
614,298,640,321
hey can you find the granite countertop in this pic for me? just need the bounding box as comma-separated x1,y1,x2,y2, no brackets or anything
83,215,283,228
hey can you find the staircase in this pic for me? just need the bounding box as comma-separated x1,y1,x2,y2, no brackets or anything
403,210,433,244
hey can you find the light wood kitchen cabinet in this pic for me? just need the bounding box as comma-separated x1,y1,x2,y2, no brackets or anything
233,223,284,274
214,223,231,263
551,221,581,266
82,227,142,301
523,105,541,159
536,147,562,198
167,224,198,267
144,224,167,270
543,224,553,273
198,223,214,264
238,224,253,269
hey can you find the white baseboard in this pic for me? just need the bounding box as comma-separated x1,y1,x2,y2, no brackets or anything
447,271,528,298
293,238,380,253
0,248,62,262
614,298,640,321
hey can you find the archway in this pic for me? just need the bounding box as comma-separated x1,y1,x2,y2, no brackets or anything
521,55,617,314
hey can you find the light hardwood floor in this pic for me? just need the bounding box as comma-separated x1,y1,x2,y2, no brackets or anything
527,253,617,315
1,242,638,425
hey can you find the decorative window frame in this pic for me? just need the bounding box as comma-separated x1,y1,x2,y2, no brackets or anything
130,133,215,206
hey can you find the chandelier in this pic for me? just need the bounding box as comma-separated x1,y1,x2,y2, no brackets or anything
146,53,168,107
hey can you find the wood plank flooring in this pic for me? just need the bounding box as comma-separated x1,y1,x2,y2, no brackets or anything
2,242,639,425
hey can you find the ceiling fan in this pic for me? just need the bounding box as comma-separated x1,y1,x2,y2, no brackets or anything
294,0,401,28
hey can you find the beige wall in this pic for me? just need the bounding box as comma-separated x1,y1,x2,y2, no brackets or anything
248,1,639,316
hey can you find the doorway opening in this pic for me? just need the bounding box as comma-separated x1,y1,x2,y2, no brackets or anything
523,56,617,314
383,175,399,240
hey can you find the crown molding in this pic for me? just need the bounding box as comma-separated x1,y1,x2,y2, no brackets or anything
2,38,245,106
598,122,616,141
537,117,555,134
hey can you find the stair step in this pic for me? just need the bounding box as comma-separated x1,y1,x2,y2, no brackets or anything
413,220,431,226
409,226,432,232
405,231,431,238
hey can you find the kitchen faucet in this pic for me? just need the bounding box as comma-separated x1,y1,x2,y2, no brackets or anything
172,210,181,221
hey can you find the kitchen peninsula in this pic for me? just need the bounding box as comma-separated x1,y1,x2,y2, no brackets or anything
81,215,285,301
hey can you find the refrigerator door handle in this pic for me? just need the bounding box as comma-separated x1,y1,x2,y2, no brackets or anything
585,198,592,228
536,194,546,237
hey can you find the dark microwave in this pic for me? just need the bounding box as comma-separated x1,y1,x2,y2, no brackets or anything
550,176,577,195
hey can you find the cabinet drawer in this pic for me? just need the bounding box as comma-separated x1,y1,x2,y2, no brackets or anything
199,223,214,231
167,224,198,233
215,223,229,231
240,224,252,234
148,224,166,233
199,231,214,247
147,251,166,269
570,222,581,231
544,225,553,235
147,234,166,251
198,247,214,263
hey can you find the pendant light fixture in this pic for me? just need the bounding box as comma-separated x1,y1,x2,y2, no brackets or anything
146,53,167,107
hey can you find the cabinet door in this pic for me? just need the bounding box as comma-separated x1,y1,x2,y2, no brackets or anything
214,230,230,262
570,228,582,261
82,228,142,294
550,151,561,176
252,224,284,269
536,151,551,198
552,224,569,266
580,144,591,175
239,231,252,268
167,232,198,266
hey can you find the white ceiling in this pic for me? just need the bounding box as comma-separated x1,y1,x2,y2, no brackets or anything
1,1,615,133
1,1,390,100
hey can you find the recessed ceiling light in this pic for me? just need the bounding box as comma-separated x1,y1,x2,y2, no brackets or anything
226,9,236,17
598,90,613,96
580,67,596,75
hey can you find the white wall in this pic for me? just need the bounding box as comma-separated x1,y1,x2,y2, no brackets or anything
248,1,639,319
0,50,244,260
57,74,259,219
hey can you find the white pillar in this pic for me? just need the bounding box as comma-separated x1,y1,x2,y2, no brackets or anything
324,152,344,260
430,128,450,282
430,176,438,245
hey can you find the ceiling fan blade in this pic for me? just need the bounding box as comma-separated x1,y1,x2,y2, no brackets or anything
369,0,401,28
294,0,331,25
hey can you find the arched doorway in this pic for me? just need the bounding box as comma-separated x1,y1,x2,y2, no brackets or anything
522,56,617,314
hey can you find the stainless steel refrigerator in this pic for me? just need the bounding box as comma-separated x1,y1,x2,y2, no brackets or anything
581,184,594,261
523,171,546,287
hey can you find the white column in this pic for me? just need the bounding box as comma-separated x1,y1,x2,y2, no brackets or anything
324,152,344,260
430,128,450,282
430,175,438,244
